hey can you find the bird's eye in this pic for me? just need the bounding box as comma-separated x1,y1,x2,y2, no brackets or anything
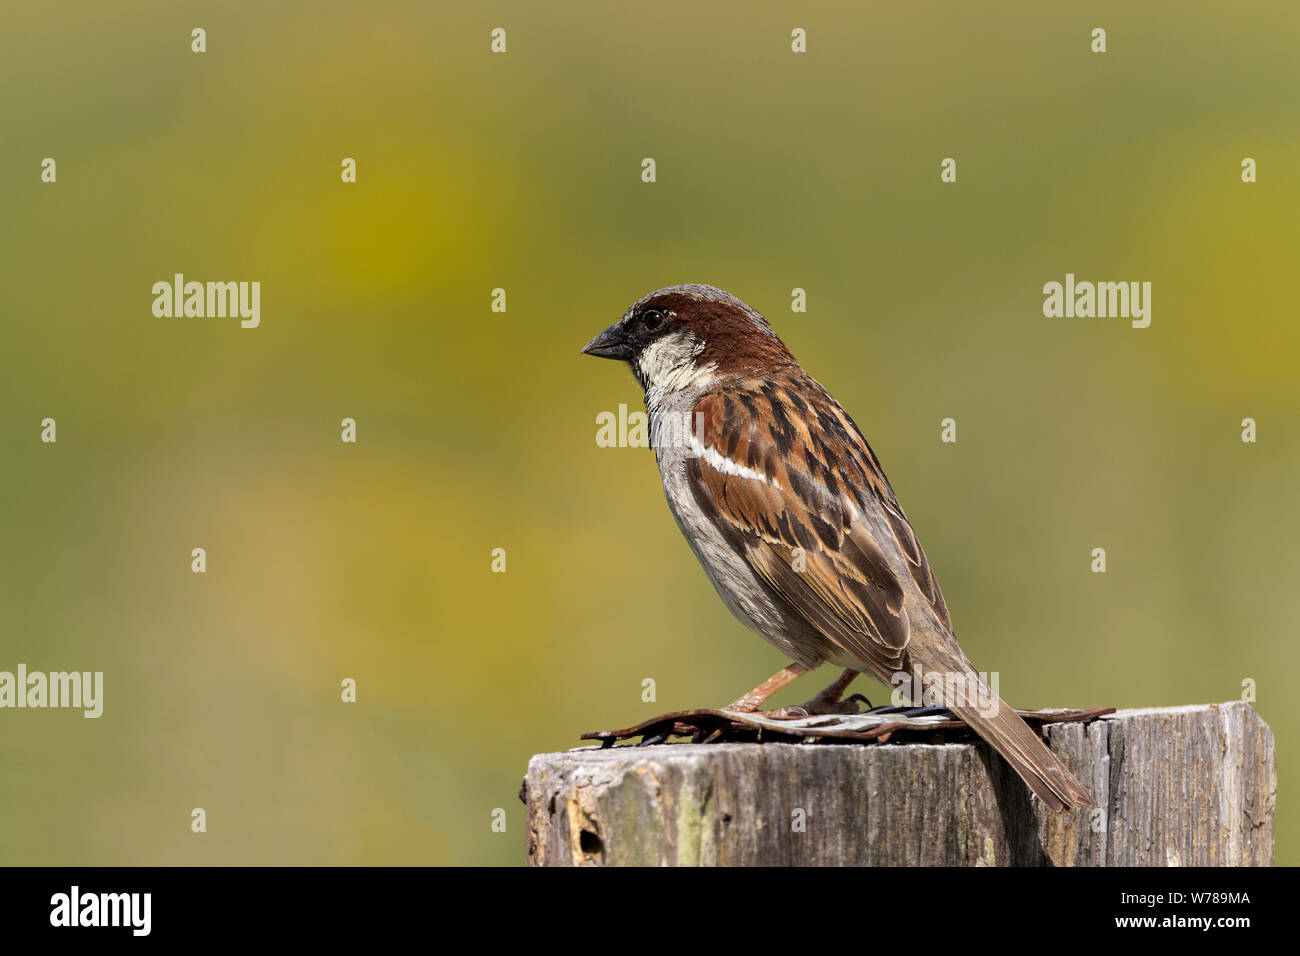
641,309,664,331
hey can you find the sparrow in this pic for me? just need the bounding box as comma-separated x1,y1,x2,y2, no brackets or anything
581,284,1093,810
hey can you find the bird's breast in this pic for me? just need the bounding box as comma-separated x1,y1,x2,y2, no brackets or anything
646,398,831,668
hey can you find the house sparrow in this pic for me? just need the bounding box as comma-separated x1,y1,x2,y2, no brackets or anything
582,284,1093,810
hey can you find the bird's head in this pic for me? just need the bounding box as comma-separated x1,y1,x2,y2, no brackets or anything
581,284,795,396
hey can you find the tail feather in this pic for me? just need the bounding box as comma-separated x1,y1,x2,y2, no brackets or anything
948,699,1095,810
910,641,1094,810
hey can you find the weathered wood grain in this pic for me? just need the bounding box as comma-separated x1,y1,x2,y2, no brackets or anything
523,702,1274,866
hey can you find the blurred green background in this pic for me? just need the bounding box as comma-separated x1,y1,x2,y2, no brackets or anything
1,1,1296,865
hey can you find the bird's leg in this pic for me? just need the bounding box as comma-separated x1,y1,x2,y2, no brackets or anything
797,668,863,715
725,662,809,713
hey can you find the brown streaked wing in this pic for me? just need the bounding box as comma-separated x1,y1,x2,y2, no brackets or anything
685,386,912,676
806,383,954,632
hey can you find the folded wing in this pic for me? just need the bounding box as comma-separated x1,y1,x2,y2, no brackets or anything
683,376,952,677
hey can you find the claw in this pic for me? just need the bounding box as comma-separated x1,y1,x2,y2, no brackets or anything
791,694,865,717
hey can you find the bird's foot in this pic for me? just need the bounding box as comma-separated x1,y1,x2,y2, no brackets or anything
722,692,871,720
721,665,869,718
767,692,873,719
722,663,811,713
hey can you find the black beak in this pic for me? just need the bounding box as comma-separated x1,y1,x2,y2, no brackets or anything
580,321,633,360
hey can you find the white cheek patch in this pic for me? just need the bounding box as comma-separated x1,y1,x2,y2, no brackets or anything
638,331,716,395
686,434,782,489
637,332,693,386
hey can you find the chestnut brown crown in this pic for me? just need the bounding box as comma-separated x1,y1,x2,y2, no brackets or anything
580,284,797,374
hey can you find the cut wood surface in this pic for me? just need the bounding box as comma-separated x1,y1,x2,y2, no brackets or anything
523,702,1274,866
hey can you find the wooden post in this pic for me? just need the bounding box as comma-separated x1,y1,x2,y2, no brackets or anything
523,702,1274,866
